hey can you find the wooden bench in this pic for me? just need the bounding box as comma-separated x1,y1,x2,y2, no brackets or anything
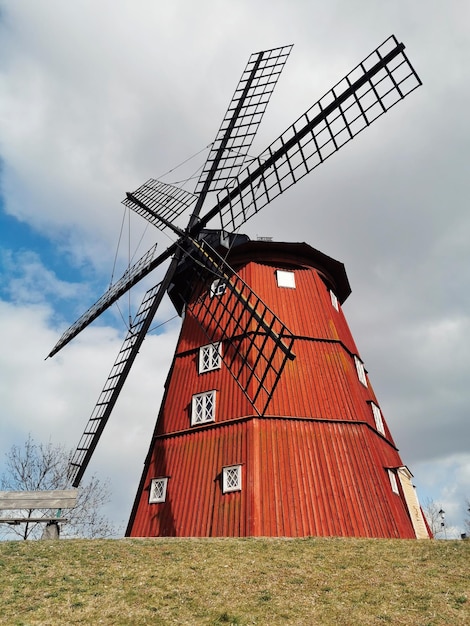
0,489,78,526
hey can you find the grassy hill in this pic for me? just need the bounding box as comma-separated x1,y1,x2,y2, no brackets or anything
0,537,468,625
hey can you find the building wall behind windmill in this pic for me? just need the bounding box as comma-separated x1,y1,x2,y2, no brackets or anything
127,241,427,539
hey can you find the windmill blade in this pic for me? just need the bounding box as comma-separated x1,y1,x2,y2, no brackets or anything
67,258,178,487
48,220,190,359
198,35,421,233
126,45,293,236
183,238,295,416
194,45,293,196
48,241,164,358
122,179,197,234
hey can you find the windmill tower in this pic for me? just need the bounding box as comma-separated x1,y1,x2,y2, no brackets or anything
49,37,431,538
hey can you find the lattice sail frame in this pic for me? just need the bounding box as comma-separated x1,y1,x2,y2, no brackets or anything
214,35,421,232
49,243,161,358
67,280,165,487
195,45,293,194
122,179,197,234
184,239,295,416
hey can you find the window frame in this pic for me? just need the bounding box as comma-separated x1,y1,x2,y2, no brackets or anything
210,278,226,298
370,401,385,436
149,477,169,504
354,356,368,387
191,389,216,426
275,269,296,289
388,469,399,495
222,464,242,493
330,290,339,311
198,342,222,374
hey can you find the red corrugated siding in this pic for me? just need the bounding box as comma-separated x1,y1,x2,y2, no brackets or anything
252,419,415,537
130,421,250,537
127,242,427,538
247,262,359,354
177,260,358,355
129,417,415,538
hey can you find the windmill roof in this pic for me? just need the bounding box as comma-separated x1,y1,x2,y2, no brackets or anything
168,234,351,315
227,239,352,304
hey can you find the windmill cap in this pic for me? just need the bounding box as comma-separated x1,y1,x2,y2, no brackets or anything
168,233,351,315
228,239,351,304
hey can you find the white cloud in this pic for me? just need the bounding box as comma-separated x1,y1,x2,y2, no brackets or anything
1,249,87,304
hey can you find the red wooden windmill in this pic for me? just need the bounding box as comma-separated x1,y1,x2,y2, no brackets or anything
49,36,431,538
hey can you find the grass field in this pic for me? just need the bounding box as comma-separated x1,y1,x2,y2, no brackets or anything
0,537,468,625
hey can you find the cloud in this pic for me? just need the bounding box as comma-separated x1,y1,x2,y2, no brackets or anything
1,249,86,304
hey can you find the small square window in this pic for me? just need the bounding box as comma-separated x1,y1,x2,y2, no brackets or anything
330,290,339,311
222,465,242,493
388,469,399,495
199,342,222,373
371,402,385,435
210,279,226,297
354,356,368,387
149,477,168,503
191,390,216,425
276,270,296,288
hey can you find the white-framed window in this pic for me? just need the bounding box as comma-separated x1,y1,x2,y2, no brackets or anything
191,390,216,425
371,402,385,435
276,270,296,288
354,356,368,387
330,290,339,311
222,464,242,493
388,469,399,495
149,477,168,503
210,278,226,297
199,342,222,373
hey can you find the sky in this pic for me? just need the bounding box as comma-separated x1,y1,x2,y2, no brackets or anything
0,0,469,537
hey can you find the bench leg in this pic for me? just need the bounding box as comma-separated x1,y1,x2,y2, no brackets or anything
41,521,60,540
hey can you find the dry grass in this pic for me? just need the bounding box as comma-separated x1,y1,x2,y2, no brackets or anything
0,537,468,625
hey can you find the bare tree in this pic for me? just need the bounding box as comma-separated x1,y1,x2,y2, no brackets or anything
0,435,116,539
422,497,446,538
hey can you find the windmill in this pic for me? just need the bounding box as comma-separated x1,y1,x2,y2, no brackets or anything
49,36,431,538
